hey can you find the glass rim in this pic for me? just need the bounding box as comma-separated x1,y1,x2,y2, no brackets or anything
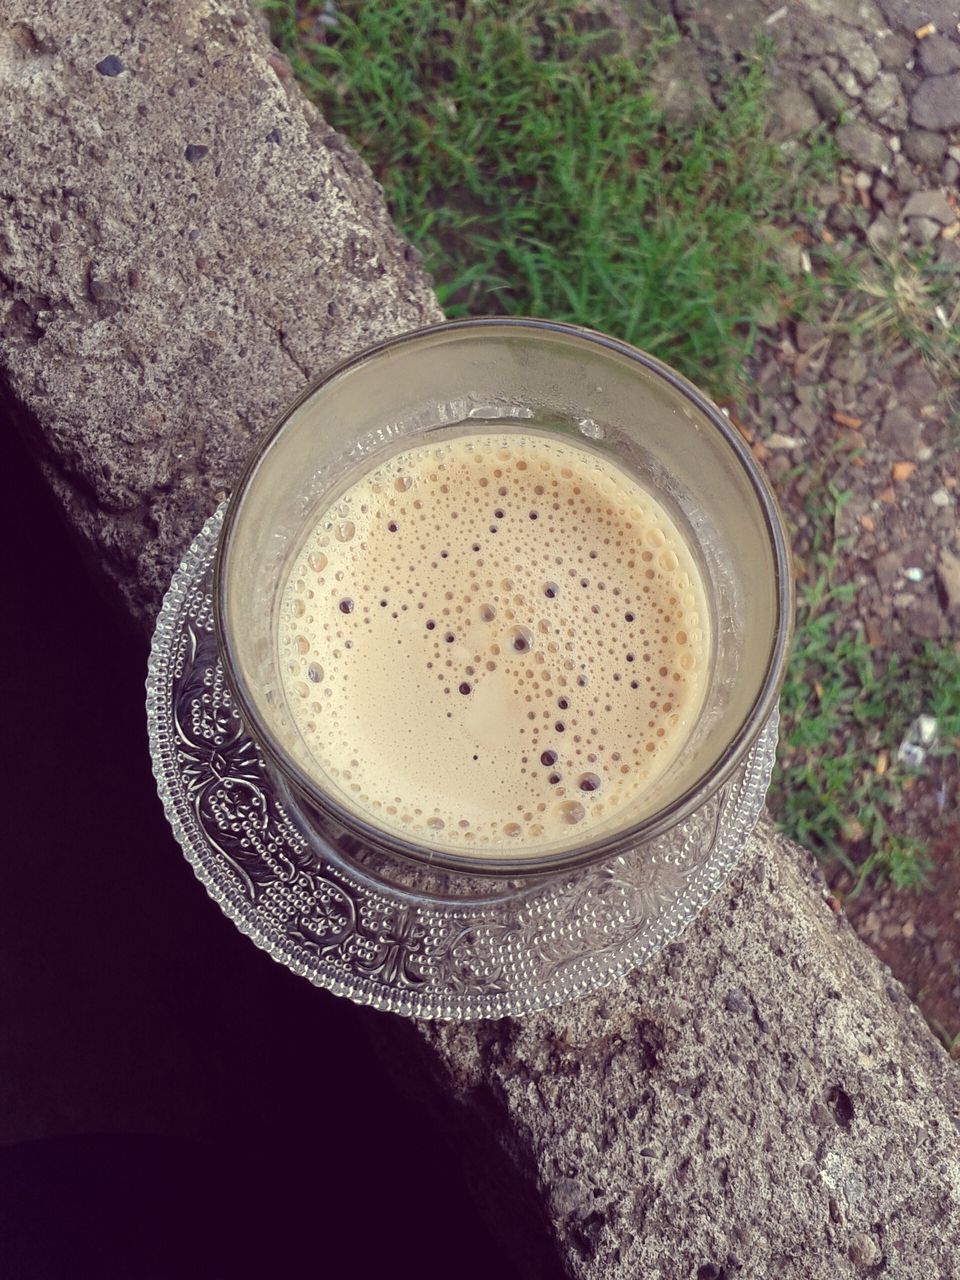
214,317,793,877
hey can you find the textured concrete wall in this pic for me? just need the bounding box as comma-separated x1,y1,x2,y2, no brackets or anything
406,821,960,1277
0,0,441,625
2,3,958,1276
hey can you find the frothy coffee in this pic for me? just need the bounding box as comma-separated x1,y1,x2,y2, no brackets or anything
278,431,710,852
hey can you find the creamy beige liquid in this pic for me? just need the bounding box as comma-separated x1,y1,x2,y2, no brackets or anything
278,431,710,850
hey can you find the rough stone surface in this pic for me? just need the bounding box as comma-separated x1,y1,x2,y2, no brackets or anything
769,86,821,139
0,0,442,627
902,188,958,224
893,153,924,193
876,31,912,69
908,214,942,244
3,4,960,1279
408,823,960,1278
880,0,960,30
848,1230,883,1267
828,27,882,86
867,210,897,249
665,0,772,64
808,67,848,121
801,0,885,28
835,122,892,170
911,71,960,130
879,405,923,455
918,34,960,77
647,41,713,126
862,68,902,115
902,128,949,165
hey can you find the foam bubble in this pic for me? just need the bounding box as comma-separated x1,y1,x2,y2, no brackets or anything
278,431,710,851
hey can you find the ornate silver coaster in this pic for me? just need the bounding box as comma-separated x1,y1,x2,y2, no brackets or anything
147,507,778,1020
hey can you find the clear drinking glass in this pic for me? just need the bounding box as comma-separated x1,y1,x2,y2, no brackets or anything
214,318,791,878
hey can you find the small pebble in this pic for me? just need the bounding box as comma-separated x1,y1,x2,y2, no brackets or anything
95,55,124,76
848,1232,881,1266
873,176,892,202
910,216,941,245
917,714,938,746
931,488,951,507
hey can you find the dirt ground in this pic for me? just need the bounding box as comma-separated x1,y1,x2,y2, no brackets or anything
605,0,960,1054
843,798,960,1052
742,315,959,1054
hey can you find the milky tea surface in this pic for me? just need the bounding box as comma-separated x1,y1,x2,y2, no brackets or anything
278,431,710,852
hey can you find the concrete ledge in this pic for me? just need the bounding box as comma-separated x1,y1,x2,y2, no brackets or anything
0,0,440,626
405,820,960,1276
2,3,958,1276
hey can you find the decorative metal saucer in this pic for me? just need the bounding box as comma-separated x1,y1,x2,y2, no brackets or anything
147,508,777,1020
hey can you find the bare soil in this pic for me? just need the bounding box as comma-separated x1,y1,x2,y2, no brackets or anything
742,322,959,1055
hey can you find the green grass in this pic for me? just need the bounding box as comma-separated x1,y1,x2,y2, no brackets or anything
773,480,960,892
265,0,960,892
264,0,830,399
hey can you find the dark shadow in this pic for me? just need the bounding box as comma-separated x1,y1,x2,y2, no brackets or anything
0,406,521,1279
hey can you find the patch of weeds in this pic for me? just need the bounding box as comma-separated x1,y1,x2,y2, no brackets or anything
772,480,960,893
818,239,960,413
263,0,831,399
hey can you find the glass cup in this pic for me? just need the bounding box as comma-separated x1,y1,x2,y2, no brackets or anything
214,318,791,878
